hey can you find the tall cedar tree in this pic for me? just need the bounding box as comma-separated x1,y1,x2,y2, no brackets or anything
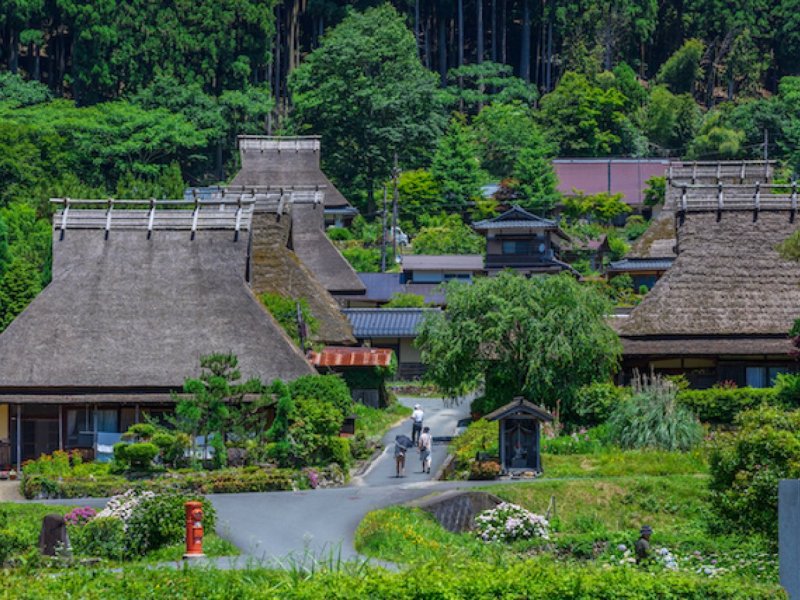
430,114,484,212
289,4,444,213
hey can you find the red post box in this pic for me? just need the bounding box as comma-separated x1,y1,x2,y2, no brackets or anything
183,501,206,559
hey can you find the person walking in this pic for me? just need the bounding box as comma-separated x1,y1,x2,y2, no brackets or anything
411,404,424,444
418,426,433,474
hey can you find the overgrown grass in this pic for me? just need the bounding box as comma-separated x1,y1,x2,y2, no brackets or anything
353,402,411,439
0,502,238,564
542,449,707,478
0,558,784,599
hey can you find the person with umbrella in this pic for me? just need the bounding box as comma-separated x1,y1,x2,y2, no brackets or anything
394,434,413,477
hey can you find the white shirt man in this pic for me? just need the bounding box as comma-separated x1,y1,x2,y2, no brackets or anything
411,404,424,444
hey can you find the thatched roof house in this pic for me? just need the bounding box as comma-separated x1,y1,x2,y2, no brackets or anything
231,136,350,208
0,200,315,468
618,175,800,388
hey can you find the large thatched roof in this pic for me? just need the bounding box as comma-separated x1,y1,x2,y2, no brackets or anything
0,214,314,391
619,204,800,354
290,203,365,294
230,136,350,208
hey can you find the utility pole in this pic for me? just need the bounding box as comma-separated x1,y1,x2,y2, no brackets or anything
380,184,388,273
764,128,769,162
392,153,400,265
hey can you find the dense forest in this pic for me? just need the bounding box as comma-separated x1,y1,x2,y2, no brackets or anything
1,1,800,328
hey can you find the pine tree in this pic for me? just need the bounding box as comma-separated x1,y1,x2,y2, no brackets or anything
430,115,483,211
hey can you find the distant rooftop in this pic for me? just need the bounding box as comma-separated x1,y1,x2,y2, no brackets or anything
309,346,393,368
343,308,440,338
553,157,670,205
401,254,484,271
608,258,674,272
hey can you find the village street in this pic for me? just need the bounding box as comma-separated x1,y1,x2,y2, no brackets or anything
209,396,471,563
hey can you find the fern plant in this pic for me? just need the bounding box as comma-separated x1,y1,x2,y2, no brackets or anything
608,371,703,451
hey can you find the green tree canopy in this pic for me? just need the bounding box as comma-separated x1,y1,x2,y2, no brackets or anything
289,4,444,212
417,271,621,419
396,168,444,231
473,102,548,178
656,39,704,95
539,71,628,157
411,213,485,255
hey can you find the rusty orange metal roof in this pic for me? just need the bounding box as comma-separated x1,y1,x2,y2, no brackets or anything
309,346,393,368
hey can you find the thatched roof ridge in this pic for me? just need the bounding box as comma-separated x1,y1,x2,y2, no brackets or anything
0,228,314,390
290,204,365,294
619,209,800,339
231,136,350,208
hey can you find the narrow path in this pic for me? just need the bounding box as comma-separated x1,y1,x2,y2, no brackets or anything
211,395,471,562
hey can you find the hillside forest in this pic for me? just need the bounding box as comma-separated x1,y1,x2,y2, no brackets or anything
2,1,800,328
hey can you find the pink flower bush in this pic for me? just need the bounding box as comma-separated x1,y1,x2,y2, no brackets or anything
64,506,96,527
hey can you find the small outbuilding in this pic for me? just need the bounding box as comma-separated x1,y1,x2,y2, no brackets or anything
484,398,554,474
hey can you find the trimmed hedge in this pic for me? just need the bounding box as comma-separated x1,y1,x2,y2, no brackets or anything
22,467,295,499
677,388,776,424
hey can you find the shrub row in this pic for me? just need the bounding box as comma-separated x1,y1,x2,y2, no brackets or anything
22,467,295,499
677,388,777,424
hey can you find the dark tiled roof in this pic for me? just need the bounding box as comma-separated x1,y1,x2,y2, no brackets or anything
608,258,674,272
343,308,440,338
402,254,484,271
473,205,558,230
484,397,554,422
341,273,449,306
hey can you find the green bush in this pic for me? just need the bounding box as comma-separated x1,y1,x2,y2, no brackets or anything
127,493,216,555
122,423,156,441
450,419,499,476
326,227,353,241
677,387,776,423
289,374,353,417
574,383,629,426
259,292,319,345
70,516,127,560
470,395,499,417
117,442,159,470
0,508,27,564
151,431,190,467
774,372,800,407
709,407,800,537
324,436,352,469
608,374,703,451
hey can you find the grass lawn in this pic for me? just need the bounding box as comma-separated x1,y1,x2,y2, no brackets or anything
0,502,238,565
355,450,778,589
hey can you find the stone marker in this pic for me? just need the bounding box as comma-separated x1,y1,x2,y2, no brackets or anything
409,490,503,533
39,514,70,556
780,480,800,599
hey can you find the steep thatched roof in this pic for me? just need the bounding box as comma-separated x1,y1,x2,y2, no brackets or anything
230,136,350,208
619,208,800,349
629,161,779,260
0,218,314,391
290,203,365,294
249,210,356,345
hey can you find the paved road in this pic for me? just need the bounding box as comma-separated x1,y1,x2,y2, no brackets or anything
211,396,471,562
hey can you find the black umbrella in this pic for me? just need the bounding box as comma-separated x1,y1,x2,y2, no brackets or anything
395,434,414,449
